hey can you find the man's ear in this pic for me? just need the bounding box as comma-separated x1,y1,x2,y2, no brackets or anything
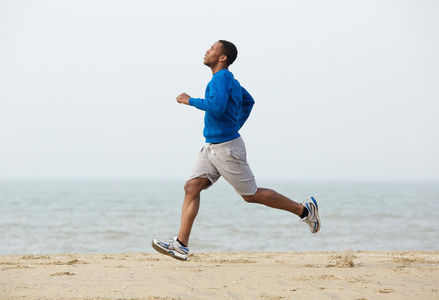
219,55,228,63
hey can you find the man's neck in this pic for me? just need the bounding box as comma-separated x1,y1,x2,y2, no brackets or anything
210,64,228,75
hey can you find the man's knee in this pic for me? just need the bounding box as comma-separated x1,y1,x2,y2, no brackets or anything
242,194,257,203
184,181,198,195
184,178,211,195
242,188,275,204
242,188,261,203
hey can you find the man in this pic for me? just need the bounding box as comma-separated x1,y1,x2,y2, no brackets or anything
152,40,320,261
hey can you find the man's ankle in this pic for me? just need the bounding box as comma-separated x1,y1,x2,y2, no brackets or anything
176,237,187,247
299,206,309,219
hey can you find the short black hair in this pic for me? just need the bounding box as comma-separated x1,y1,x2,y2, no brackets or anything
218,40,238,66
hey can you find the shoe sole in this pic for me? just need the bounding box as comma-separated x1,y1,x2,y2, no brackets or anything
151,240,187,261
308,197,320,233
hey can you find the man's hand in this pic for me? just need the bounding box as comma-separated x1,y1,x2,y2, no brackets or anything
176,93,191,105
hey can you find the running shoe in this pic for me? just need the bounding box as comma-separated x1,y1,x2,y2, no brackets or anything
151,237,189,261
301,197,320,233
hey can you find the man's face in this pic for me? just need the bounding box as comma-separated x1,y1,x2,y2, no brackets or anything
203,41,224,67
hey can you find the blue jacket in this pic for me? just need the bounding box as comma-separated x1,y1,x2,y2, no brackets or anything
189,69,255,143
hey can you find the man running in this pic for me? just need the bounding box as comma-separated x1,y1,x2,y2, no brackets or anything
152,40,320,260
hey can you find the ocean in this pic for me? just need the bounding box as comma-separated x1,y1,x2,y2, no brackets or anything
1,179,438,255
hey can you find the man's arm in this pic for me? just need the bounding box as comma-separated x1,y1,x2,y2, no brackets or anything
177,74,230,113
237,87,255,128
176,90,228,113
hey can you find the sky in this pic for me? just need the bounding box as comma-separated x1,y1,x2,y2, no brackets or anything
1,0,438,181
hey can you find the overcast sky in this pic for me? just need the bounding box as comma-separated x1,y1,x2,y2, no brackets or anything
1,0,438,181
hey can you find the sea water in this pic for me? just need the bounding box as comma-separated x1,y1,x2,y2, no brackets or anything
0,179,438,255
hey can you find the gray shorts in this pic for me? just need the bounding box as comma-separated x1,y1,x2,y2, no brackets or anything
188,136,258,196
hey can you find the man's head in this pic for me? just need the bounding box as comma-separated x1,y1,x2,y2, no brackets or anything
203,40,238,70
218,40,238,66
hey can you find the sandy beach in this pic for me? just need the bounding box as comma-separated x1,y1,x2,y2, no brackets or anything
1,250,438,299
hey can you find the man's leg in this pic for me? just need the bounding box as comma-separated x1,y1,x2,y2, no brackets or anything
242,188,321,233
242,188,304,216
177,177,211,246
209,137,320,233
151,177,211,260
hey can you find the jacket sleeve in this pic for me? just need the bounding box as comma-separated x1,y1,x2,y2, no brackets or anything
189,75,230,113
237,87,254,128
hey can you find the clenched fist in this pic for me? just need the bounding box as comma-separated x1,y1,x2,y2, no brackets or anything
176,93,191,105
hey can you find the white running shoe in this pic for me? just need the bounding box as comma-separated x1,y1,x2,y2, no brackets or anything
301,197,321,233
151,237,189,261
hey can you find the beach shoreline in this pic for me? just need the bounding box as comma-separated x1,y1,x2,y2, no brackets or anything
1,250,438,299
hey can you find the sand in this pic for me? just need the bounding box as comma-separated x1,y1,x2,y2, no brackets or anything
1,250,438,299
